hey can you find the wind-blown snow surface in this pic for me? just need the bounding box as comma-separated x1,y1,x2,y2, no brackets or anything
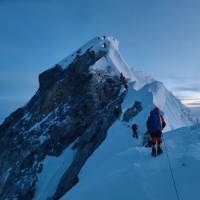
33,36,198,199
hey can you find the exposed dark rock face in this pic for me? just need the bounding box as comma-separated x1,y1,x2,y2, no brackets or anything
123,101,142,122
0,49,126,200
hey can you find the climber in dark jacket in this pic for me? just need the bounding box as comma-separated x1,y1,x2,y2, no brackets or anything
120,72,125,82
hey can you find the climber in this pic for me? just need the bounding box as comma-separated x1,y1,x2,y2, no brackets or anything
124,82,129,90
146,107,166,157
114,105,122,117
120,72,125,82
124,79,128,85
124,79,129,90
132,124,138,138
102,43,107,48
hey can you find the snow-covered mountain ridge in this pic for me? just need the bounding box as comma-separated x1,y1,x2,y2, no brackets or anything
0,36,198,200
58,36,197,130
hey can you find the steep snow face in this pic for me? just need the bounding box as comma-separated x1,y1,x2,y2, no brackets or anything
139,81,197,131
120,80,197,134
129,67,155,90
147,81,166,109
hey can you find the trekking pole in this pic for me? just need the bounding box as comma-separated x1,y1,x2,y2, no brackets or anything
163,135,180,200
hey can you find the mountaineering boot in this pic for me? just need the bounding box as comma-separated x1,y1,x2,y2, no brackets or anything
151,144,156,157
157,143,163,155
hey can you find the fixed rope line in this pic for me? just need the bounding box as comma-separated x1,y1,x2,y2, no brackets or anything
163,135,180,200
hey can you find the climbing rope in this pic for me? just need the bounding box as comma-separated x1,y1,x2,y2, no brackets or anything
163,135,180,200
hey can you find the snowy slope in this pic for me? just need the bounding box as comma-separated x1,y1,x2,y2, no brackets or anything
62,123,200,200
33,111,200,200
32,36,198,199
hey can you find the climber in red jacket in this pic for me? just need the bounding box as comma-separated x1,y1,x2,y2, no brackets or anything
132,124,138,138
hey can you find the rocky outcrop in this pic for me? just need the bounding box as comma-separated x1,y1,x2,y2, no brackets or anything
123,101,142,122
0,48,126,200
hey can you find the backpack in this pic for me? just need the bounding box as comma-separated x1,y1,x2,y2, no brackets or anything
149,110,162,132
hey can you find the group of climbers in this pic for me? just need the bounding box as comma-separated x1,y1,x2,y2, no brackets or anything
114,106,166,157
112,72,129,118
114,105,165,157
120,73,129,90
117,73,166,157
131,107,166,157
112,73,127,119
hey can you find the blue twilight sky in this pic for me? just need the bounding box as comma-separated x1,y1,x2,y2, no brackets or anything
1,0,200,121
